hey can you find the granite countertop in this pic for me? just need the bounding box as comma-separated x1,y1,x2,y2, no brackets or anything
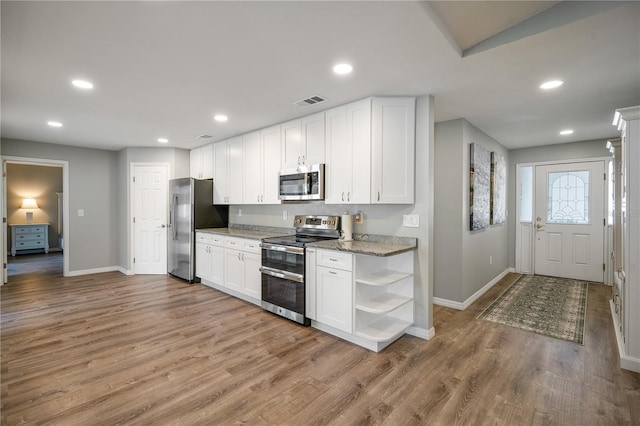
307,238,416,257
196,227,292,240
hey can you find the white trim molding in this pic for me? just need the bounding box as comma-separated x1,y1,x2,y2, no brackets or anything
433,268,515,310
406,326,435,340
67,266,124,277
610,300,640,373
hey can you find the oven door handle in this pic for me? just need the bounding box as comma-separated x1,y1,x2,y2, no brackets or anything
260,243,304,255
260,266,304,283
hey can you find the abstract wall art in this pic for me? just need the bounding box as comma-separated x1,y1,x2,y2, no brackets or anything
490,151,506,225
469,143,490,230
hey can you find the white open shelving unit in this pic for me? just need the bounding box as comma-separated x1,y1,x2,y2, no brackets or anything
354,251,414,351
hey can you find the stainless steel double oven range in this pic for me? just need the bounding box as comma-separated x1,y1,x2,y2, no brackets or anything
260,215,340,325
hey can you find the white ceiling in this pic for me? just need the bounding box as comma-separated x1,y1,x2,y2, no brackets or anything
2,1,639,151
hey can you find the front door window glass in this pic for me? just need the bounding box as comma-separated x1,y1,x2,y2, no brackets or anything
547,170,590,224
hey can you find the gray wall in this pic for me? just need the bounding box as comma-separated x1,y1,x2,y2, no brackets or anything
2,139,191,274
2,138,119,272
433,119,510,304
507,139,612,267
231,95,435,333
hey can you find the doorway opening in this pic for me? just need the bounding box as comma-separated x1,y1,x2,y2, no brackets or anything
2,157,70,283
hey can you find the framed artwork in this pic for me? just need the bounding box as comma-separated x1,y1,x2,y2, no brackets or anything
490,151,506,225
469,143,490,230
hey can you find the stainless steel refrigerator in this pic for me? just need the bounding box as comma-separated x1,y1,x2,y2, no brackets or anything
168,178,228,282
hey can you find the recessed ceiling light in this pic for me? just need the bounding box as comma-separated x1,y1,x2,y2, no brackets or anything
560,129,574,135
72,79,94,90
540,80,564,90
333,63,353,75
47,121,63,127
214,114,228,122
157,138,169,143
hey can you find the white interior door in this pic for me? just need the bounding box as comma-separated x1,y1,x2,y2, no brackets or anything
534,161,605,282
134,165,168,274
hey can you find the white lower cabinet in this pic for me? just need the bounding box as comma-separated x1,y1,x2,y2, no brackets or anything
223,237,262,302
312,248,414,352
354,252,414,347
316,264,353,333
195,233,261,305
195,232,224,286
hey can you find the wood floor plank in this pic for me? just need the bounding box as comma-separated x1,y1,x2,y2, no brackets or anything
2,255,639,425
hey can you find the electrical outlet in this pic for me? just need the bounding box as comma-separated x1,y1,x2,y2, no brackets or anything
238,208,242,217
489,255,493,265
283,210,288,220
402,214,419,227
78,209,85,217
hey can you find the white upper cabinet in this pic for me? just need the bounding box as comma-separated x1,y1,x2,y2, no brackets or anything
261,125,282,204
190,144,213,179
371,97,415,204
243,131,262,203
281,112,325,168
243,125,282,204
213,137,244,204
325,99,372,204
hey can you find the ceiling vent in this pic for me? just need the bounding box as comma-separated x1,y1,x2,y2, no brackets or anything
196,134,213,139
293,95,327,107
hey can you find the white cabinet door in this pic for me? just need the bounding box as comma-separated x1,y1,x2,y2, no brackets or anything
371,97,415,204
195,242,211,281
261,125,282,204
213,141,228,204
225,248,244,293
301,112,325,166
209,244,225,286
281,119,303,168
243,131,262,204
200,143,213,179
190,148,201,179
347,99,372,204
243,251,262,300
324,105,349,204
227,136,244,204
325,99,372,205
316,266,353,333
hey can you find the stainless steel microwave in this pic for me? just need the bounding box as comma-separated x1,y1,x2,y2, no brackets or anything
279,164,325,201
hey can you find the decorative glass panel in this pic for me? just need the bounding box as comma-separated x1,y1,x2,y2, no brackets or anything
519,166,533,222
547,170,590,224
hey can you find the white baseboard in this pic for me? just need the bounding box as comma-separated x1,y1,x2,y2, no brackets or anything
609,300,640,373
66,266,123,277
406,326,435,340
116,266,134,276
433,268,515,311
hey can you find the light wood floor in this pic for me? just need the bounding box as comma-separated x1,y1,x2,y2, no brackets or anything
2,256,639,425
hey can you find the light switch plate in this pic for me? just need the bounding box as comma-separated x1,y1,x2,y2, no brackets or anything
78,209,85,217
402,214,419,227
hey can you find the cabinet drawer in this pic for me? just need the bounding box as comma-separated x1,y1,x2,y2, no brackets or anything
243,239,261,254
13,226,32,234
15,233,44,242
316,249,353,271
225,237,244,249
196,232,224,246
16,241,44,249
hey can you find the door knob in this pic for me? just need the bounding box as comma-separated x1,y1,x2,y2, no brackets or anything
536,217,542,221
535,223,544,229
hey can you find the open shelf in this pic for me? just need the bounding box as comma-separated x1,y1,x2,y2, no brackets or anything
355,317,412,342
356,293,412,314
355,270,412,287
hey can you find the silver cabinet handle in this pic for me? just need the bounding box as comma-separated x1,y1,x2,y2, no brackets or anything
377,191,380,202
341,192,344,202
347,192,350,202
329,270,337,275
237,252,241,260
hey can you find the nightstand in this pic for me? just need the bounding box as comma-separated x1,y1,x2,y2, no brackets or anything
10,223,49,256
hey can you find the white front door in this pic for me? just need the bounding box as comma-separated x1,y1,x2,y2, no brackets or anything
534,161,605,282
134,165,168,274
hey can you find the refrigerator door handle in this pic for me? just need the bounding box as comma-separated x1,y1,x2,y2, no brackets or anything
172,194,179,240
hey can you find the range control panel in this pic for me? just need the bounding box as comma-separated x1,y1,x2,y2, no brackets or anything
294,215,340,230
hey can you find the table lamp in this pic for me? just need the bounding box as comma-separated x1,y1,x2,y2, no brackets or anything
21,198,38,224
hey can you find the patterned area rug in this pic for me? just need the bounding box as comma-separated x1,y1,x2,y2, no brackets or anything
478,274,589,344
